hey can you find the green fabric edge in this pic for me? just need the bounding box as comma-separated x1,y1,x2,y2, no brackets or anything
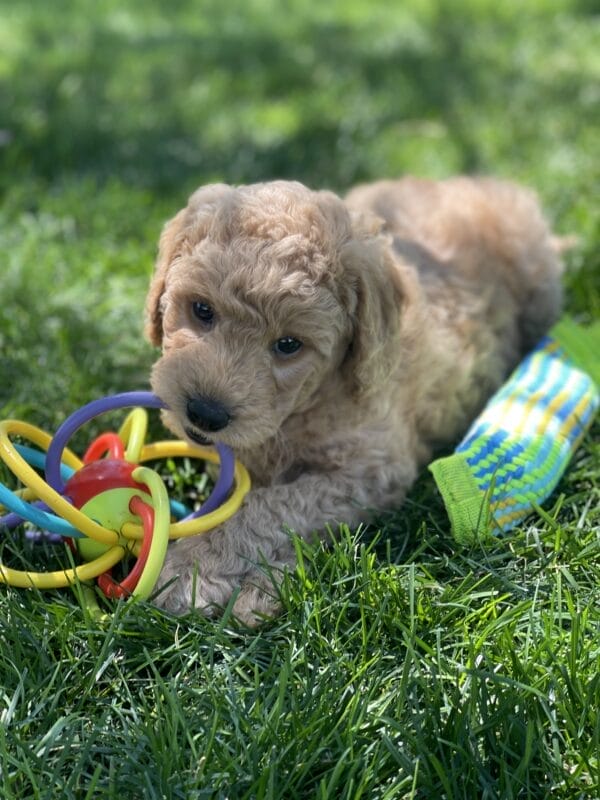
428,453,495,546
551,316,600,387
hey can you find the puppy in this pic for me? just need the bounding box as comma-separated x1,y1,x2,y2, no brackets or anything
146,176,562,623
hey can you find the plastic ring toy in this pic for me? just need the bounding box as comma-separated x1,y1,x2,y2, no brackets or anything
0,392,250,604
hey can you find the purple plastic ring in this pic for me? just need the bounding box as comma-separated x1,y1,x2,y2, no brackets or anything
44,392,235,519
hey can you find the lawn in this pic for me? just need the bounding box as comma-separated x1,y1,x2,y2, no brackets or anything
0,1,599,797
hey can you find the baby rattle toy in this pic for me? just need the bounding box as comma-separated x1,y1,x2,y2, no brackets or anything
0,392,250,606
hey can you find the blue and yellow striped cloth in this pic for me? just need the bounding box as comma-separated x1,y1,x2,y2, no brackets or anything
429,318,599,543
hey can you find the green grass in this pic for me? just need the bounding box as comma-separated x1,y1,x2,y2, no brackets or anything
0,0,599,797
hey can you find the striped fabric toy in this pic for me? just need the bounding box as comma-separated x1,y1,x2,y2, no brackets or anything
429,318,599,544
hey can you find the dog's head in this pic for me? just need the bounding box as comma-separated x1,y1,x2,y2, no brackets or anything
146,181,409,451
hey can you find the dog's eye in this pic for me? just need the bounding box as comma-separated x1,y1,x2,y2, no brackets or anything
273,336,303,356
191,300,215,325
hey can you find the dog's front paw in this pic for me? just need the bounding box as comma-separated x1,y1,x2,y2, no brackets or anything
230,573,283,626
152,529,288,625
152,532,235,616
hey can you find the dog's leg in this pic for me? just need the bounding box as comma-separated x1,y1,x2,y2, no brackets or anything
154,463,416,624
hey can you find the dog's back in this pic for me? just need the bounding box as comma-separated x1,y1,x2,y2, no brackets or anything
346,176,563,448
345,175,563,356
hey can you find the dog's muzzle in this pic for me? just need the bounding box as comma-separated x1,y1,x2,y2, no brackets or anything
186,396,232,433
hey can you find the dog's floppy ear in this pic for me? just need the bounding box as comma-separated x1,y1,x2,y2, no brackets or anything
340,215,416,397
145,184,232,346
145,207,188,345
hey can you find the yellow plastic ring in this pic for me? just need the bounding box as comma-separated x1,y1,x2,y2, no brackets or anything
0,545,125,589
128,466,171,599
0,421,118,546
119,408,148,463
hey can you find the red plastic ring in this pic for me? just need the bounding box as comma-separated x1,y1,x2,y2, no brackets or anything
83,433,125,464
97,495,155,599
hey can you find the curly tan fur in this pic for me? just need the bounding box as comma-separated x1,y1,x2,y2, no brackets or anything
146,176,563,624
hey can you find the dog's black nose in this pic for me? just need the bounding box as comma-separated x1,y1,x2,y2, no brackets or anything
186,396,232,433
